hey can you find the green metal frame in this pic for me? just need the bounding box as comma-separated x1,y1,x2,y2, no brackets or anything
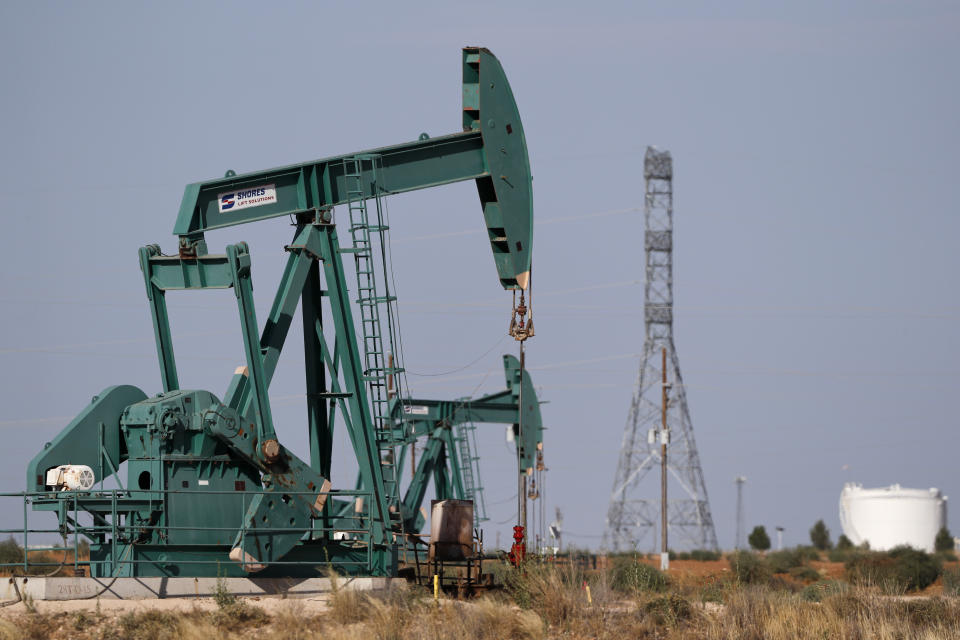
23,47,533,578
338,354,544,534
173,48,532,291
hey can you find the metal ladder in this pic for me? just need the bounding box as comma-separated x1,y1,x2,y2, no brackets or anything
341,155,404,521
454,420,489,527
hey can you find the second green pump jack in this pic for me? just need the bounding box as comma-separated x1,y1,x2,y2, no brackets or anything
332,354,543,539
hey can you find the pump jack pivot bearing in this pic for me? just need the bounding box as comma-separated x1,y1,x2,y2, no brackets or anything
261,439,281,464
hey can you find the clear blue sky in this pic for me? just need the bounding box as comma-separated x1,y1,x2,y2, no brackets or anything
0,1,957,551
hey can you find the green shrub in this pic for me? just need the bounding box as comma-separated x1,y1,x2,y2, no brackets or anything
697,576,733,604
788,565,821,583
828,548,853,563
795,546,823,562
829,541,869,562
729,551,772,585
894,597,952,627
943,566,960,596
837,534,854,550
495,563,588,627
610,559,667,594
845,547,942,592
768,575,801,592
492,563,534,609
643,593,692,625
844,551,894,588
73,611,94,631
209,601,270,629
801,579,847,602
748,526,771,551
667,549,720,562
768,549,806,574
0,537,23,565
824,592,866,618
810,519,832,550
889,546,943,591
212,574,236,609
118,610,181,640
0,536,57,574
935,527,954,553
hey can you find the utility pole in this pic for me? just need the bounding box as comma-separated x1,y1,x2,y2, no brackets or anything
775,526,784,551
735,476,746,550
660,347,669,570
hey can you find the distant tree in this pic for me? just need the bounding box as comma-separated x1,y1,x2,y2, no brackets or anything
748,525,771,551
935,527,954,553
0,537,22,565
837,534,854,550
810,519,832,550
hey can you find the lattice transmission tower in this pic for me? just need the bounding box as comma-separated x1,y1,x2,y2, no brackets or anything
604,147,718,552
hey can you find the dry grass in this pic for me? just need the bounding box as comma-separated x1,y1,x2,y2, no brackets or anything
2,562,960,638
697,587,960,640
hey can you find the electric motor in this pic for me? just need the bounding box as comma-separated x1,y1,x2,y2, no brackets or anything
45,465,95,491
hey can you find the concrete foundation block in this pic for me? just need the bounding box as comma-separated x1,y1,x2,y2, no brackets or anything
0,576,398,601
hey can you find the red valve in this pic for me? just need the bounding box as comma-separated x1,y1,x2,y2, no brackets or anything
508,525,526,567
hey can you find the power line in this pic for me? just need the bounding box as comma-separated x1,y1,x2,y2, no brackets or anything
390,207,640,244
405,335,508,377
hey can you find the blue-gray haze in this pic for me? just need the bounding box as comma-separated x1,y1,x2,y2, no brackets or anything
0,1,956,552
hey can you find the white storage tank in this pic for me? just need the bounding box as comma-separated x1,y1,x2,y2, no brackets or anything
839,483,947,553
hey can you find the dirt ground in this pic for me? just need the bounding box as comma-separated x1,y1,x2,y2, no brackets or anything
654,559,732,578
650,557,958,596
3,556,955,617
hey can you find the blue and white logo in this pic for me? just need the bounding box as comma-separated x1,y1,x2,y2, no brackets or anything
217,183,277,214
